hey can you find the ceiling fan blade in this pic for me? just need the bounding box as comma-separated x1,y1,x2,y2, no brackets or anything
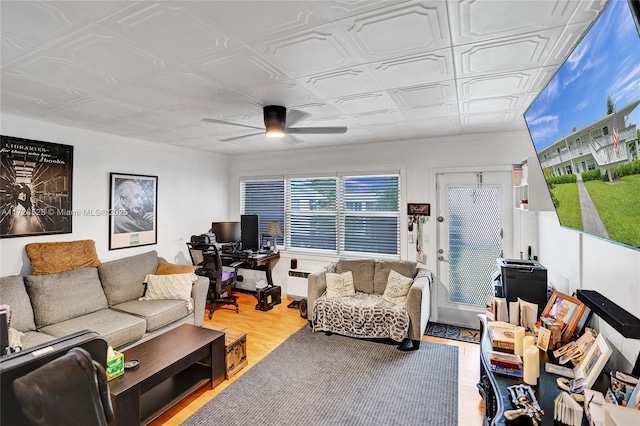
286,126,347,135
219,132,264,142
283,135,303,145
285,109,310,127
201,118,264,131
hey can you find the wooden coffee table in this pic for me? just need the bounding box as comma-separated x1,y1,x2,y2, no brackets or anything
108,324,225,425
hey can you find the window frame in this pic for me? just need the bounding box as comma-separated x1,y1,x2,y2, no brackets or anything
240,171,401,259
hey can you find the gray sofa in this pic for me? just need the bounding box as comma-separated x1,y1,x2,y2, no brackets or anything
0,250,208,351
308,258,433,350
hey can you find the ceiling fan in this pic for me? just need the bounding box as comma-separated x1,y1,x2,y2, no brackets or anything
201,105,347,142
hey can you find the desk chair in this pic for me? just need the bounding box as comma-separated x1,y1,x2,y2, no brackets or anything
187,242,243,319
13,347,114,426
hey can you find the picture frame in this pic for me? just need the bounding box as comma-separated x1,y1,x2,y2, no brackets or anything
537,327,551,351
109,173,157,250
1,135,73,238
575,334,612,388
541,291,587,343
407,203,430,216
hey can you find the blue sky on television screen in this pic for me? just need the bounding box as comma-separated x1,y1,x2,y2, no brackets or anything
525,0,640,151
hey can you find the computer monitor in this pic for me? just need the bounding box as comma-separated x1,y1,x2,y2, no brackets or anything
211,221,240,244
241,214,260,251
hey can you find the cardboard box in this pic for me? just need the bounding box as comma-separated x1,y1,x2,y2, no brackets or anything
106,350,124,381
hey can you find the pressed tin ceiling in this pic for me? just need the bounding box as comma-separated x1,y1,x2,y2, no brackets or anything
0,0,607,154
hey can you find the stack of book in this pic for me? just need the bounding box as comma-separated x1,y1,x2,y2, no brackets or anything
488,321,516,353
489,351,523,377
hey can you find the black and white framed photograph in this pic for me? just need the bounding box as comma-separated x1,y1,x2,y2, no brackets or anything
1,135,73,238
109,173,157,250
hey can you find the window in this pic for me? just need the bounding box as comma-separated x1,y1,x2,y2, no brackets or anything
341,175,399,255
289,177,337,251
603,126,609,136
241,180,284,246
241,173,400,257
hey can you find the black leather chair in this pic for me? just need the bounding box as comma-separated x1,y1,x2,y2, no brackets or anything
12,347,114,426
187,241,243,319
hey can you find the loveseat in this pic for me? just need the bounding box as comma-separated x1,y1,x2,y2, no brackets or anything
308,258,433,350
0,250,208,351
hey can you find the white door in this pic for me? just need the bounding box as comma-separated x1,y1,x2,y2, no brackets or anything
435,171,513,327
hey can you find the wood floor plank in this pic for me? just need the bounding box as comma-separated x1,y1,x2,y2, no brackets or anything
150,291,484,425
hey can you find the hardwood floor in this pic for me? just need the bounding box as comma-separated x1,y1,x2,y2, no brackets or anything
151,291,485,425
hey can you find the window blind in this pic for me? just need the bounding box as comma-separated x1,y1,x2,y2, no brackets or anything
241,180,285,246
288,177,337,251
241,173,399,257
341,175,399,255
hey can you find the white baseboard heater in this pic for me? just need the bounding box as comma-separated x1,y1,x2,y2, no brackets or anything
286,270,310,308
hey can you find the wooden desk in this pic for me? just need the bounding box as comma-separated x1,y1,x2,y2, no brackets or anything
219,252,280,287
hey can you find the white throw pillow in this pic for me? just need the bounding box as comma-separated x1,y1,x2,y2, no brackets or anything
9,327,24,348
139,273,197,310
382,269,413,304
325,271,355,298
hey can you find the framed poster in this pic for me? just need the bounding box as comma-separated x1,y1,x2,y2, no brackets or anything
109,173,157,250
1,136,73,238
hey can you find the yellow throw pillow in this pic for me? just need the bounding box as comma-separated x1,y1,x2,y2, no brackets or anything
26,240,101,275
382,269,413,304
325,271,355,298
156,262,196,275
139,273,197,310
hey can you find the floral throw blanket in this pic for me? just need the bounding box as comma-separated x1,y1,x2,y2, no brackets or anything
312,292,409,342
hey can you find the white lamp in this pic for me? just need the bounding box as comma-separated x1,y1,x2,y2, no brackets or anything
267,222,282,253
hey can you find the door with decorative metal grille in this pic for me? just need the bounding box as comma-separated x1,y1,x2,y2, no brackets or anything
435,171,513,326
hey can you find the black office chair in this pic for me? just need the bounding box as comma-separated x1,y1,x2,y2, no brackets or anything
187,241,243,319
12,347,114,426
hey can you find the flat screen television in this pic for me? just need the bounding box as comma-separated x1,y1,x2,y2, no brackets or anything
241,214,260,251
211,221,240,244
524,0,640,251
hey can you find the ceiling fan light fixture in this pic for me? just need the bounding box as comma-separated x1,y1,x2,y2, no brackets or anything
264,105,286,138
265,123,285,137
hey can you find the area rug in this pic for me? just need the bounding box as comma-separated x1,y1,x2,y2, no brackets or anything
425,322,480,344
183,326,458,426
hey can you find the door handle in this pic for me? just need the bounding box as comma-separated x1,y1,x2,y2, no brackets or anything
437,255,449,262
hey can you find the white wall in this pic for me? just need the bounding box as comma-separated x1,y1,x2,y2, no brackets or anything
538,211,640,371
1,115,229,275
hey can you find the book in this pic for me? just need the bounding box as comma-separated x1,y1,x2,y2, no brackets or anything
488,321,516,352
490,363,523,377
485,295,495,321
554,391,583,426
494,297,508,322
490,351,523,369
485,296,508,322
509,301,520,325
